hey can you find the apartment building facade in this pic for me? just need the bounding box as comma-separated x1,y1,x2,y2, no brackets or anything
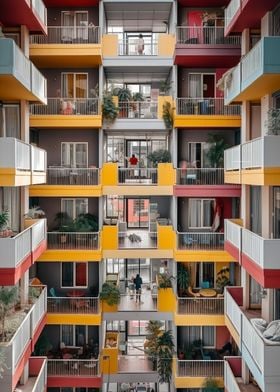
0,0,279,391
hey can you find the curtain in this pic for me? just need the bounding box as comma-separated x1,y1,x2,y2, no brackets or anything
188,199,201,228
202,326,215,347
203,200,214,227
61,325,74,346
75,74,87,98
61,12,74,41
62,74,74,98
188,74,202,98
76,263,87,286
76,12,88,40
61,199,74,219
250,186,262,235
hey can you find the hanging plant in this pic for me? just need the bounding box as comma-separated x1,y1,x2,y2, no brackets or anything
162,101,174,129
102,94,119,123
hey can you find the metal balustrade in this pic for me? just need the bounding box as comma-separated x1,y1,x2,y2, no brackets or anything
224,145,241,171
177,359,224,377
225,0,241,31
176,168,224,185
118,40,158,56
30,98,99,116
47,167,99,185
48,358,99,376
224,219,242,250
118,168,158,184
176,26,240,45
177,232,224,250
176,98,240,116
30,26,100,44
47,296,99,314
118,101,158,119
177,297,224,315
47,232,99,250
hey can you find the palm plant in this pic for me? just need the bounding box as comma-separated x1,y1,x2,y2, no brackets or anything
216,266,230,293
156,330,174,384
100,282,120,306
157,273,174,288
0,287,18,340
145,321,163,370
203,377,221,391
206,133,228,168
162,101,174,129
177,263,190,297
102,94,119,123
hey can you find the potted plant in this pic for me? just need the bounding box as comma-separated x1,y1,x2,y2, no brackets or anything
0,210,12,238
102,93,119,124
113,87,132,118
145,321,164,370
0,287,18,340
100,282,120,312
216,266,230,294
159,80,173,96
162,101,174,129
156,330,174,383
147,149,171,167
157,273,174,288
206,133,229,168
132,92,144,118
177,263,190,297
73,213,98,232
53,212,74,244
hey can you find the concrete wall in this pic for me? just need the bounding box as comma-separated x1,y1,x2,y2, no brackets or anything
38,129,99,167
47,7,99,26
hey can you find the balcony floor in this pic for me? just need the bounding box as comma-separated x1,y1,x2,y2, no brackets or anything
119,356,154,373
119,230,157,249
237,379,261,392
119,288,157,312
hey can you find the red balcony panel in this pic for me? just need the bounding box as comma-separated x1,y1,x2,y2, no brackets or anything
227,356,242,377
32,314,47,351
0,0,46,34
178,0,230,5
174,46,241,67
0,253,32,286
225,240,240,263
44,0,99,6
174,184,241,198
47,376,102,388
225,0,280,35
227,286,243,306
241,252,280,289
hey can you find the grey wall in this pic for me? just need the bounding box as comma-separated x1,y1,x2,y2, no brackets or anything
37,262,99,295
150,196,171,219
38,129,99,167
47,7,99,26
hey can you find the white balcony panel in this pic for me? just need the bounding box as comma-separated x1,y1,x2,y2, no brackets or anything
0,138,31,171
224,145,241,171
225,0,241,31
224,361,241,392
225,289,242,335
225,219,241,250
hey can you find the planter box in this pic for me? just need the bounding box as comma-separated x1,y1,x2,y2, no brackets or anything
157,287,176,312
101,301,118,312
101,332,119,374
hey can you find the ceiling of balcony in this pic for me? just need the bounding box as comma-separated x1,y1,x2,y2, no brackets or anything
105,66,171,83
44,0,99,6
104,2,172,33
178,0,230,5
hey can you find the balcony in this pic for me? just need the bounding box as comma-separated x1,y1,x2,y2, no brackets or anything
225,0,280,35
225,37,280,103
175,232,235,262
30,98,101,128
29,167,102,198
0,138,46,186
174,98,241,128
174,358,224,388
37,232,101,262
0,39,47,103
102,162,175,196
0,0,47,34
224,219,242,261
224,357,262,392
47,296,101,325
224,287,243,348
175,296,225,326
0,219,47,285
0,286,47,391
15,357,47,392
224,136,280,185
175,26,241,67
47,358,101,388
30,26,101,68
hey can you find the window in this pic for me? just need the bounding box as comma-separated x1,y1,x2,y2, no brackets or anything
105,196,124,219
61,325,87,346
188,73,215,98
195,263,215,288
106,320,126,332
61,262,87,288
188,199,214,229
61,142,88,168
61,198,88,220
183,326,215,348
106,259,125,275
2,105,20,138
188,142,210,167
61,73,88,98
61,11,89,41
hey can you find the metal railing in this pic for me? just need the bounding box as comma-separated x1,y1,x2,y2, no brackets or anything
118,232,158,249
224,145,241,171
177,359,224,377
118,101,158,119
118,168,158,184
31,0,47,26
48,358,99,376
30,26,100,44
177,232,224,250
176,98,240,115
30,98,99,115
177,297,224,314
47,232,99,250
176,26,240,45
119,40,158,56
225,0,241,31
47,296,99,314
47,167,99,185
176,168,224,185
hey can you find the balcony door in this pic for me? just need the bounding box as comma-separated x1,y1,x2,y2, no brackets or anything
61,73,88,99
61,142,88,168
61,11,88,41
188,73,215,98
126,198,149,229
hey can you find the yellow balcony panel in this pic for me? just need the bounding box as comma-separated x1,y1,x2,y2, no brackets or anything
175,249,235,262
157,287,176,312
47,313,101,325
103,249,173,259
175,314,225,326
101,332,119,374
158,34,175,57
225,314,241,349
29,44,102,68
102,301,118,313
174,375,223,389
29,184,102,197
174,114,241,128
38,249,102,262
29,114,102,128
102,185,173,196
241,168,280,186
224,170,241,184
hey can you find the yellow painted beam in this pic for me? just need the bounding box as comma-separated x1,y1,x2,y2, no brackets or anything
0,169,31,186
174,115,241,128
47,313,101,325
174,376,223,389
101,163,118,186
29,115,102,128
174,250,237,262
37,249,102,262
29,185,102,197
175,314,225,326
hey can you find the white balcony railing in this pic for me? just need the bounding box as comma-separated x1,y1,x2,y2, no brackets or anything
177,297,224,314
31,358,48,392
224,219,242,250
177,359,224,377
176,98,240,116
176,168,224,185
177,232,224,250
241,138,263,169
224,145,241,171
46,167,100,185
118,168,158,184
31,286,47,337
0,138,31,171
225,288,242,335
31,0,47,26
48,358,100,376
47,232,100,250
241,38,262,89
176,26,240,45
225,0,241,31
118,39,158,56
30,63,47,103
31,145,47,172
118,101,158,119
12,40,31,90
47,296,99,314
224,63,241,104
30,26,100,44
30,98,100,115
224,360,241,392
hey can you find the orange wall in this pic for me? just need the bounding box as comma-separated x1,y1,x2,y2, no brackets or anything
216,326,231,349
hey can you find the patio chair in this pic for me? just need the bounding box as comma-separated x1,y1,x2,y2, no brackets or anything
201,281,210,289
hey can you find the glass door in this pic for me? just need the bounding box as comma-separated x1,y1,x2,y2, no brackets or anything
126,198,149,228
126,140,151,168
273,187,280,238
126,259,151,284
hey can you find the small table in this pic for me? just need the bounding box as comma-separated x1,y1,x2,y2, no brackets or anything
199,288,217,297
67,290,86,297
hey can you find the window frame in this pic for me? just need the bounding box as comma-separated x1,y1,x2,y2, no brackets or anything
61,262,88,288
188,198,215,229
61,72,89,99
60,325,88,347
61,142,88,168
61,198,88,220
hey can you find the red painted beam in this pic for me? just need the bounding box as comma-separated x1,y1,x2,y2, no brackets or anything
47,376,102,388
225,241,240,262
174,185,241,197
242,253,280,289
44,0,99,6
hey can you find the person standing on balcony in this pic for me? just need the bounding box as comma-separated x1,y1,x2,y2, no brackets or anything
127,154,139,179
134,274,143,303
137,34,145,55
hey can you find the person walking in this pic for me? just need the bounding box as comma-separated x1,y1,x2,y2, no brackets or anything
134,274,143,303
137,34,144,55
129,275,135,299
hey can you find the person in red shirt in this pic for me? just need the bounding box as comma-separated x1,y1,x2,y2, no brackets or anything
129,154,138,166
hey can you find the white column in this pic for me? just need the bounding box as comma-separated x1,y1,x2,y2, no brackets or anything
19,360,29,386
20,269,29,306
261,12,273,37
241,28,250,56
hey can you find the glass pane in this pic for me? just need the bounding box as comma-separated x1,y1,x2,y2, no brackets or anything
75,74,88,98
202,326,214,347
203,200,214,227
61,199,74,220
62,74,74,98
188,199,201,228
75,325,86,346
75,263,87,287
61,325,74,346
75,143,87,167
62,263,73,287
127,199,149,228
76,199,88,217
4,105,20,138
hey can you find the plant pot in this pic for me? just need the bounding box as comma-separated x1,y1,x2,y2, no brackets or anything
102,301,118,312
